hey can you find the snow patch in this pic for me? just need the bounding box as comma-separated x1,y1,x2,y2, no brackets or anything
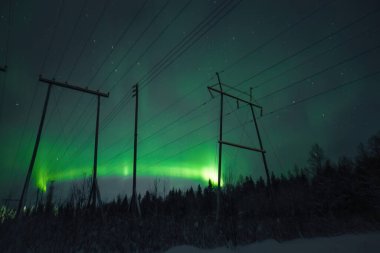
165,233,380,253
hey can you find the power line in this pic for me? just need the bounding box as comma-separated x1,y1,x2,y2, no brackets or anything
226,99,251,142
103,103,234,166
35,0,112,153
11,0,378,192
82,0,242,146
139,70,380,173
53,0,168,162
128,0,345,132
53,0,89,77
140,0,243,90
262,70,380,117
261,125,285,172
141,117,253,172
257,43,380,101
127,32,380,171
133,0,332,131
138,0,235,86
12,0,66,132
44,0,143,162
87,0,149,86
7,0,67,192
111,0,193,92
51,85,118,166
233,5,380,89
66,0,111,81
131,3,247,166
252,25,379,90
55,102,97,166
61,1,235,161
130,30,374,165
220,0,337,73
99,0,171,91
63,89,133,163
137,104,241,161
105,97,214,157
139,76,214,131
102,97,218,166
57,91,133,168
76,0,196,152
228,106,253,170
141,99,216,141
43,0,142,166
74,68,380,181
40,0,66,74
202,40,379,118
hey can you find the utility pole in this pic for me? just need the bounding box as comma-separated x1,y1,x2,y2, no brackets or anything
88,94,102,209
207,72,271,221
250,105,271,188
16,82,52,218
16,75,109,218
0,65,8,124
216,72,223,221
129,83,141,217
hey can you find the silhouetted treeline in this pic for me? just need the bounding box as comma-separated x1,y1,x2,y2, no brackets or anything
1,132,380,252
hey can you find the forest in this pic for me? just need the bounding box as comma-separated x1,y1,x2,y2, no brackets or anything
0,131,379,252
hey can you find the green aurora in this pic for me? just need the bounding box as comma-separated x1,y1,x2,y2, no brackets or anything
0,0,380,200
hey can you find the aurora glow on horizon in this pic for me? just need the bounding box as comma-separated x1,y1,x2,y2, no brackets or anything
35,164,222,192
0,0,379,201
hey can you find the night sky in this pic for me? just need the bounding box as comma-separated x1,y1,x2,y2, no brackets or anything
0,0,379,202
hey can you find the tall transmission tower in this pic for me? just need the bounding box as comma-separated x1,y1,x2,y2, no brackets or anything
16,76,109,218
207,72,272,221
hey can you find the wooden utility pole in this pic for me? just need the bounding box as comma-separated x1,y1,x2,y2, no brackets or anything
16,82,52,218
216,72,223,221
208,72,270,221
88,94,102,208
16,75,109,218
250,105,271,187
129,83,141,217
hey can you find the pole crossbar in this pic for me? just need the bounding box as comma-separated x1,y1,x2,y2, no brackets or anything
39,75,109,97
219,140,265,153
208,86,262,110
210,82,251,97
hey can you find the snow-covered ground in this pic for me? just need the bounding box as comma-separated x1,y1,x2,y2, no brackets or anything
165,233,380,253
